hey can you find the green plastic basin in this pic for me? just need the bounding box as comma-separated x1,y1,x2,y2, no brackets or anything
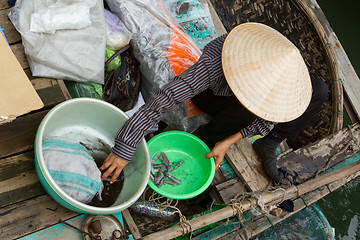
147,131,215,199
35,98,150,214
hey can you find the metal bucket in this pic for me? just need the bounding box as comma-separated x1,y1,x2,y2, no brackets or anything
35,98,150,214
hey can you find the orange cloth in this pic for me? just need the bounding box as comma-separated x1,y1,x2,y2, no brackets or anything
159,1,203,117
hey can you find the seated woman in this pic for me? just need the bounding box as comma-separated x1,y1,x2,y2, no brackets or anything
100,23,328,185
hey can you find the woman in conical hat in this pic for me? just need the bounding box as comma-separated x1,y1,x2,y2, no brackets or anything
100,23,328,184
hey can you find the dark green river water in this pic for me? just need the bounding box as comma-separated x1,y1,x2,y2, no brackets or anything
314,0,360,239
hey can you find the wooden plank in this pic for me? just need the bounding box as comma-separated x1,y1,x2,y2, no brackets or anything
0,79,69,158
196,192,331,240
31,77,59,89
277,123,360,180
218,161,237,180
266,198,306,226
225,138,271,192
0,195,79,240
211,161,237,187
31,77,70,106
18,215,84,240
10,43,28,69
206,212,273,240
142,145,360,239
192,218,239,240
33,80,69,107
327,170,360,192
193,214,271,240
19,212,126,240
211,170,227,186
0,152,45,207
228,199,306,239
300,0,360,121
238,217,271,240
215,178,246,204
0,0,9,10
344,96,358,124
0,111,49,158
0,8,21,44
57,78,72,100
300,185,330,206
122,209,142,240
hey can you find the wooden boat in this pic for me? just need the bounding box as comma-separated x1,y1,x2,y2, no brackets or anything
1,0,360,239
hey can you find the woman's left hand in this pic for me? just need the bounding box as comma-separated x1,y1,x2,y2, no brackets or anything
204,132,243,170
204,140,231,170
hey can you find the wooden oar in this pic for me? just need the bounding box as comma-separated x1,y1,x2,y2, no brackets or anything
142,159,360,240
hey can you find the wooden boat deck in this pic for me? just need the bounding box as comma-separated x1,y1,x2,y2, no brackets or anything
1,0,360,239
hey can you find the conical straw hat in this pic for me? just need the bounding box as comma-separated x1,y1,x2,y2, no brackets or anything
222,22,312,122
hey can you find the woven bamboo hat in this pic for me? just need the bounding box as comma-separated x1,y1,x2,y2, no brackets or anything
222,22,312,122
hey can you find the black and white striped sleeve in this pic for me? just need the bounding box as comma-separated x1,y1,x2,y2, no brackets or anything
111,55,214,161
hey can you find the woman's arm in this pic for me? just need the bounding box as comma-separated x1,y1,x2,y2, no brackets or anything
101,57,213,183
205,118,275,170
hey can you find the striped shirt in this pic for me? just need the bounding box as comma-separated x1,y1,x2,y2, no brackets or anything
112,34,274,161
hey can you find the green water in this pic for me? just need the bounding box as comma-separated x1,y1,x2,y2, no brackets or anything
316,0,360,75
314,0,360,239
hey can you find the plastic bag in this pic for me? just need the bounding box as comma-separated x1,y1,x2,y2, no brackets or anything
106,0,211,132
30,2,91,34
160,0,218,49
104,8,132,50
8,0,106,84
105,48,121,73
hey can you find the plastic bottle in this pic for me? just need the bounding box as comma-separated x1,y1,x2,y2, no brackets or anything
129,199,177,221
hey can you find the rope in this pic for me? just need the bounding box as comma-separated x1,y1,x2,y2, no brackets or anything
227,181,289,240
141,187,192,238
165,205,193,239
229,199,247,240
229,199,245,220
142,187,179,207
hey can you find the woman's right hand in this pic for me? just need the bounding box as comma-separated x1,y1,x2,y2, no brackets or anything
100,153,129,184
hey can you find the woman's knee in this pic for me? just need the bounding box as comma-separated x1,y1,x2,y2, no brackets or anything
312,78,329,103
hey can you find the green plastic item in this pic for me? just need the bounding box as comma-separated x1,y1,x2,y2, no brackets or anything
105,48,121,73
147,131,215,199
65,81,103,99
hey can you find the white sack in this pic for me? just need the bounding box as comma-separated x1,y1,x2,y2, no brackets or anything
9,0,106,84
30,2,91,34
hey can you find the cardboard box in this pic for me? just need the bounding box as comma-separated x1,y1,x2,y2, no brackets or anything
0,29,44,124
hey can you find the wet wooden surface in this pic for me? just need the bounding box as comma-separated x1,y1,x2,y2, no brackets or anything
225,138,271,192
1,0,359,239
0,1,79,239
277,123,360,180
